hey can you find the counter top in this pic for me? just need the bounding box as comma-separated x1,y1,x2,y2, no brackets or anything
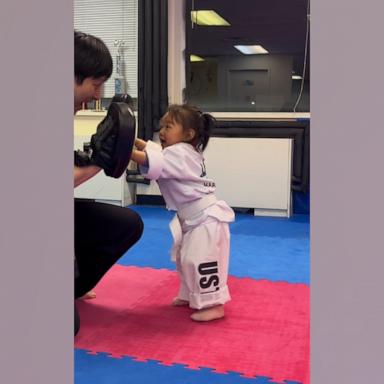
75,110,107,117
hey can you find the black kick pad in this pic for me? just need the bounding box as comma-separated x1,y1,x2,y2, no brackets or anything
91,102,136,178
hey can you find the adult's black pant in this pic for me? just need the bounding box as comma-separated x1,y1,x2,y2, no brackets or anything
74,199,144,299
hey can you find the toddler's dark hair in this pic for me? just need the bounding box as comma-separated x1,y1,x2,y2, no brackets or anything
161,104,215,151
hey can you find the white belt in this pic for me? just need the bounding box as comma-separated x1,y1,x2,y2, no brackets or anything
177,194,218,221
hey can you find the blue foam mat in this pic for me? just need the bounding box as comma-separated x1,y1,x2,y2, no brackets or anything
121,206,309,284
75,349,301,384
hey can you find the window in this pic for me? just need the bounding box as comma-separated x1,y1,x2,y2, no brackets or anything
185,0,310,113
74,0,138,106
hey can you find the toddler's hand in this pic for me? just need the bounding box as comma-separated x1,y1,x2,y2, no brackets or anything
135,138,147,150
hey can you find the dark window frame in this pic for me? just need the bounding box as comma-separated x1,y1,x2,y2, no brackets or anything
137,0,169,140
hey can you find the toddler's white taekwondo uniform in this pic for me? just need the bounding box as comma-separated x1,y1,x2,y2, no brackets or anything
139,141,235,309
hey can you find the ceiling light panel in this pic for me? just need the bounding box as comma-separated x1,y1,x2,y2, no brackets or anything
234,45,269,54
190,54,205,62
191,10,230,26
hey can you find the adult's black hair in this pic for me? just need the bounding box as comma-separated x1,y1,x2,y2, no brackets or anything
74,30,113,84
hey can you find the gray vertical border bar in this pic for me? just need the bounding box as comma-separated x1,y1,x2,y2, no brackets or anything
0,1,73,383
312,0,384,383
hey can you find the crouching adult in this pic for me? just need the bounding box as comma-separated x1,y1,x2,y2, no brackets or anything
73,30,143,336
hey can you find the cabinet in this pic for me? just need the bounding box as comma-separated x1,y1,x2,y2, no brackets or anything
204,137,293,217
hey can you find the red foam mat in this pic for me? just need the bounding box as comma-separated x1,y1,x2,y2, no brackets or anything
75,265,309,384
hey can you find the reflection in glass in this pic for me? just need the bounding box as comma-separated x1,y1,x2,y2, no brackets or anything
186,0,310,112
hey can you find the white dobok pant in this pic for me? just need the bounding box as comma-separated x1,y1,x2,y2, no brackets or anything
169,196,233,309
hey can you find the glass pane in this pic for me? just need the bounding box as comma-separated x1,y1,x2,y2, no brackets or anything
186,0,310,112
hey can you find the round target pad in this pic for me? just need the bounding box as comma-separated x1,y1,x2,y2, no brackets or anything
90,102,136,178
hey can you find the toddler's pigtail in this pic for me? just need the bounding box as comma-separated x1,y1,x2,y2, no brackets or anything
197,112,215,151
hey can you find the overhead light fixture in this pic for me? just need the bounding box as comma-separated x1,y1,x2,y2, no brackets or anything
292,75,303,80
234,45,269,55
190,54,205,62
191,10,230,26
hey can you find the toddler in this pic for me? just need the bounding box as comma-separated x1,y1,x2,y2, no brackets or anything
131,104,234,321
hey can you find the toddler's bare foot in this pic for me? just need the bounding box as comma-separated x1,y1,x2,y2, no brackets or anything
172,297,189,306
80,290,96,300
191,305,224,322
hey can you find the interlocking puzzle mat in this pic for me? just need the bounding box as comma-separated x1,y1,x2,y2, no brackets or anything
75,265,309,384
